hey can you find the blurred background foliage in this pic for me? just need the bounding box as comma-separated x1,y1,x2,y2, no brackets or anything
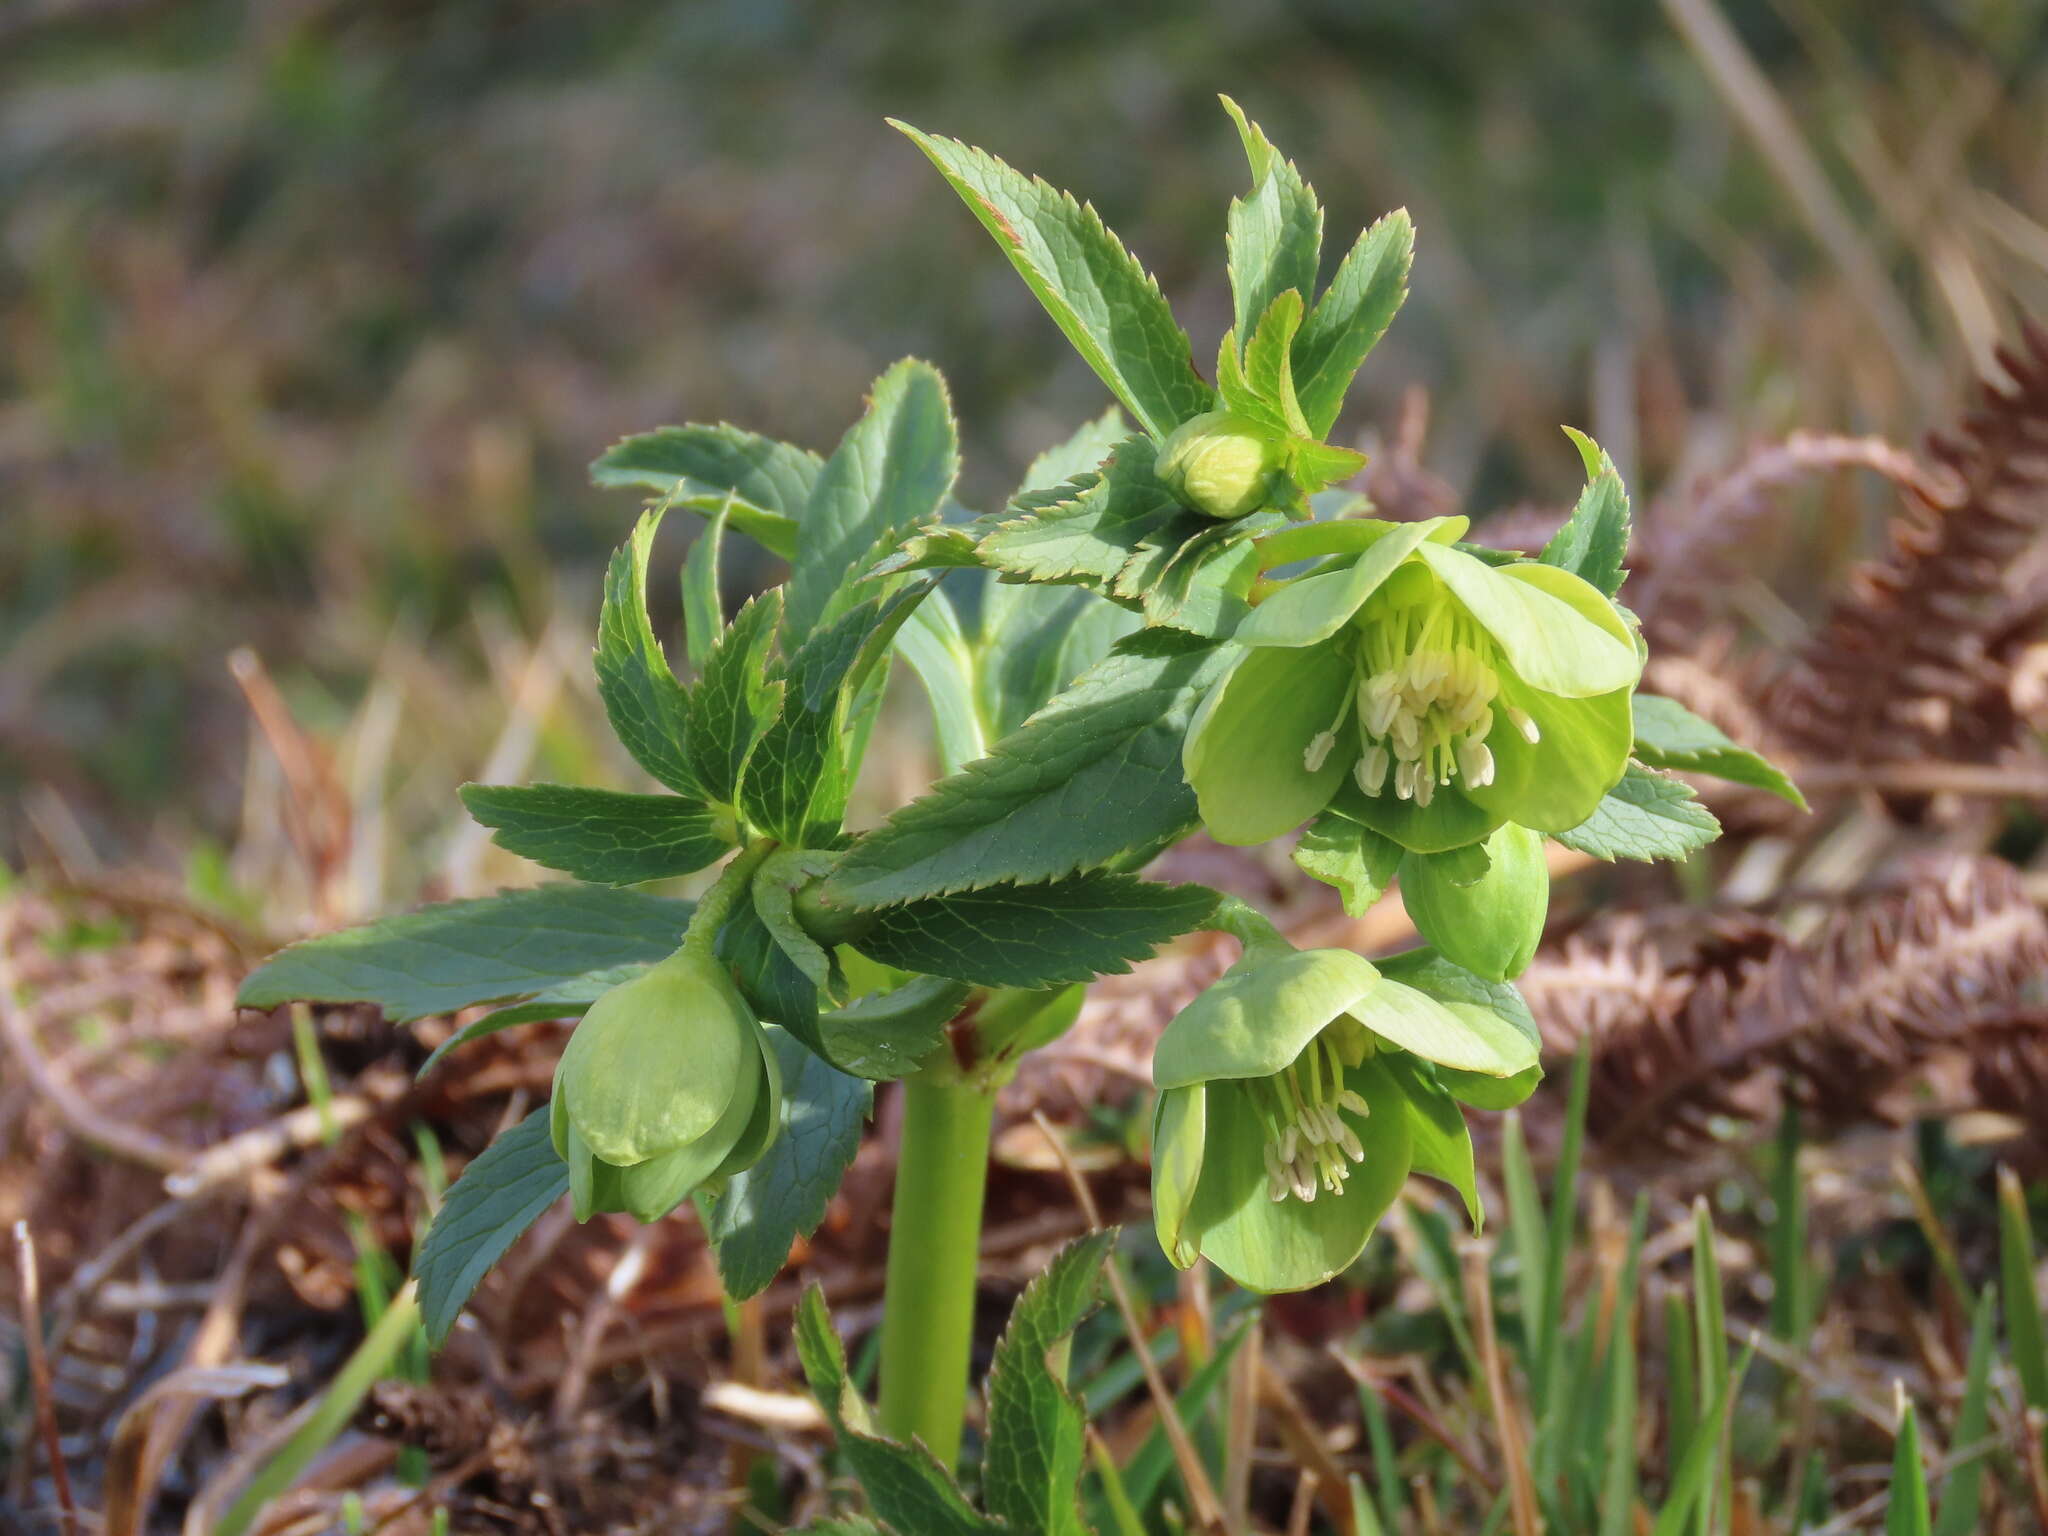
5,0,2048,900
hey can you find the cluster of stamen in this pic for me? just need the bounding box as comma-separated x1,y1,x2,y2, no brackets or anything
1258,1020,1375,1202
1302,600,1539,806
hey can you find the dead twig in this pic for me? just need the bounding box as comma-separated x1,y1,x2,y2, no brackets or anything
14,1220,82,1536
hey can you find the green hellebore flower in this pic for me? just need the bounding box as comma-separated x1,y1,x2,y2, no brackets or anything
550,947,782,1223
1184,516,1642,851
1399,822,1549,982
1157,409,1287,520
1150,938,1537,1291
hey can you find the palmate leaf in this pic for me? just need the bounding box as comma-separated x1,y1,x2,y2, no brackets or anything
596,507,703,797
787,359,960,641
893,121,1211,441
826,632,1229,906
590,423,819,559
459,783,734,886
849,875,1218,989
413,1107,568,1345
1631,694,1806,808
794,1288,1009,1536
237,885,692,1024
1554,763,1721,862
1292,209,1413,438
981,1231,1115,1536
1542,428,1631,599
708,1028,872,1300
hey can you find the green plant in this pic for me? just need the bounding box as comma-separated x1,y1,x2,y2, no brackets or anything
235,100,1794,1528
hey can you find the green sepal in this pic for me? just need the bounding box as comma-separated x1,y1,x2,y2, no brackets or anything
1380,1050,1482,1227
1182,642,1353,845
1153,943,1380,1089
1398,823,1548,981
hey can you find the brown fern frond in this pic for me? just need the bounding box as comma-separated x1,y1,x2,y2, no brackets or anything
1766,321,2048,766
1534,856,2048,1158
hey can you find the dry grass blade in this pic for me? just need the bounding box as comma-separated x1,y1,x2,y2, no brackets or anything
13,1220,82,1536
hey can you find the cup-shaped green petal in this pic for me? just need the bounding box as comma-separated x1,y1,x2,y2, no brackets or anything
1183,644,1356,846
1399,823,1549,981
557,947,760,1168
1234,519,1453,648
1348,976,1537,1077
1411,543,1640,699
1161,1056,1414,1292
1154,943,1381,1089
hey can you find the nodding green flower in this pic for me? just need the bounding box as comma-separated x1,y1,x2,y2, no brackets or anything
1185,516,1641,852
1151,937,1536,1292
1399,822,1549,982
551,947,782,1223
1156,409,1287,520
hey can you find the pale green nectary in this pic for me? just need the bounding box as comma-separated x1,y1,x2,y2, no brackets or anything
1185,517,1641,851
1399,822,1549,981
1156,409,1286,520
550,946,782,1222
1150,937,1538,1291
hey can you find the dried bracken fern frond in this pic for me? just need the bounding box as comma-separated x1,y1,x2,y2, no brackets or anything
1766,323,2048,767
1532,856,2048,1158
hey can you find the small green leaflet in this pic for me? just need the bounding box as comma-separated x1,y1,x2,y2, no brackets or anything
1219,98,1322,359
688,590,785,806
589,422,819,560
786,359,960,641
596,507,703,797
893,121,1211,442
459,783,733,887
413,1107,568,1346
1541,428,1630,599
236,885,692,1024
980,1231,1114,1536
794,1288,1009,1536
1631,694,1806,809
415,963,645,1080
1292,209,1413,439
708,1029,872,1300
1293,813,1402,917
1553,763,1721,863
826,634,1229,906
850,876,1218,989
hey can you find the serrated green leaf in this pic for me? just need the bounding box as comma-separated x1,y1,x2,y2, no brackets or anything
1007,408,1129,510
709,1028,872,1299
681,500,729,672
826,636,1228,905
416,963,646,1080
977,587,1140,742
1553,763,1721,862
1541,430,1631,599
237,885,692,1024
788,359,960,640
979,436,1181,594
1631,694,1806,809
596,508,703,797
688,590,785,806
1292,210,1413,438
590,423,818,559
1293,813,1401,917
894,122,1209,441
1220,97,1323,360
982,1231,1114,1536
813,974,970,1080
850,876,1217,989
413,1106,567,1345
459,783,733,886
740,585,930,845
1243,289,1310,437
794,1287,1010,1535
1117,518,1259,637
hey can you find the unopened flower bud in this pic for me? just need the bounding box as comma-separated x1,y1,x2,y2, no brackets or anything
1156,410,1284,520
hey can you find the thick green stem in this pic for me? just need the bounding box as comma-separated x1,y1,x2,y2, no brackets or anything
878,1072,997,1469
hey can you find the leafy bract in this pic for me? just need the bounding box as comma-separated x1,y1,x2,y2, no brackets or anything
1631,694,1806,808
596,507,702,797
1541,429,1632,599
787,359,959,640
590,422,819,559
893,122,1211,442
1292,210,1413,437
413,1107,567,1345
237,885,692,1024
827,634,1228,906
1554,763,1722,862
688,589,785,806
849,875,1218,989
459,783,732,886
1219,98,1322,360
1293,813,1403,917
709,1028,872,1299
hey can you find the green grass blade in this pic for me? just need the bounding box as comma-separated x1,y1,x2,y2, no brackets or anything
1887,1391,1932,1536
1664,1292,1697,1477
1501,1110,1550,1391
1652,1337,1755,1536
1596,1195,1650,1536
1358,1372,1406,1534
1348,1473,1387,1536
1931,1286,1998,1536
1998,1166,2048,1421
1767,1103,1809,1343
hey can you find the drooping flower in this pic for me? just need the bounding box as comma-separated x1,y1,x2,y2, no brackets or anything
551,946,782,1222
1150,935,1537,1291
1184,516,1641,851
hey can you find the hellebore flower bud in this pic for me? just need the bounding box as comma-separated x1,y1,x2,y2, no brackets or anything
1157,409,1286,520
1398,822,1549,981
550,946,781,1223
